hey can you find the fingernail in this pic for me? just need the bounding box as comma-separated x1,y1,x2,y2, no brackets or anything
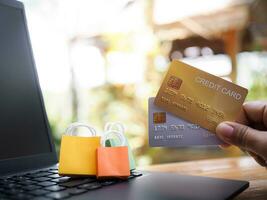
216,123,234,139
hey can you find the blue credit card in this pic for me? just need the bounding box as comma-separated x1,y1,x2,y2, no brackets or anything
148,97,223,146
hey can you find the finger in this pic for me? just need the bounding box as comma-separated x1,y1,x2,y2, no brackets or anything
247,151,267,167
240,147,247,153
235,104,250,125
216,122,266,154
241,101,267,128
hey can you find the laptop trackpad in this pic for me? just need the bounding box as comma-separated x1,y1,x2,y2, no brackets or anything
75,172,248,200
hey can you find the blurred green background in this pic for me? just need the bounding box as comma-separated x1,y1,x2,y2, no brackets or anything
20,0,267,167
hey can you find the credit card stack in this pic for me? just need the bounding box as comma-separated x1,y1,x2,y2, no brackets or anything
149,60,248,147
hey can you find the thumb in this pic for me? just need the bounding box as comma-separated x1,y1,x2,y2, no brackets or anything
216,121,266,154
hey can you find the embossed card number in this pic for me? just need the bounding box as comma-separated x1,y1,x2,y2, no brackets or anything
148,97,223,147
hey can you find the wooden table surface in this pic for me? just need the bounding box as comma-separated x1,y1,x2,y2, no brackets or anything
140,156,267,199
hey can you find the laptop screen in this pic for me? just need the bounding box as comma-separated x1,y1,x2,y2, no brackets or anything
0,3,52,160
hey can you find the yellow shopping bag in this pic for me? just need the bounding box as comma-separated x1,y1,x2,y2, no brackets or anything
59,123,101,176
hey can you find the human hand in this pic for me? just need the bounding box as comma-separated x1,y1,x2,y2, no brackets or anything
216,101,267,166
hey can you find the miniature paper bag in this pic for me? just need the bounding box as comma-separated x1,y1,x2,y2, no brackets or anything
97,129,130,178
59,123,101,176
104,122,136,170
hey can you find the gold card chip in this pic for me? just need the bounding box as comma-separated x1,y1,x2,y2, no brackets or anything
153,112,166,124
167,76,182,90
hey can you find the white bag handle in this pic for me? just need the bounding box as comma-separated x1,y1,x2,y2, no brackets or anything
65,122,97,137
101,130,126,147
104,122,125,133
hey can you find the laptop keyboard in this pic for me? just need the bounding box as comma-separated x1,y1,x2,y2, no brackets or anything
0,167,142,200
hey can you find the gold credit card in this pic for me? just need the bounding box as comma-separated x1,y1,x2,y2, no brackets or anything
154,60,248,133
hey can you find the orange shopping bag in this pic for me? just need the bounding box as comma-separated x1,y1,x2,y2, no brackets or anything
97,129,130,178
104,122,136,170
59,123,101,176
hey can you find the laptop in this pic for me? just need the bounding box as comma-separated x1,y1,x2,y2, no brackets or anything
0,0,249,199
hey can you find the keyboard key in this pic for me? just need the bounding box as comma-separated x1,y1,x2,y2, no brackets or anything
46,191,70,199
23,185,42,191
27,172,53,178
50,177,70,183
3,188,26,195
10,176,30,182
37,181,56,187
32,197,53,200
78,182,102,190
33,177,51,182
40,169,52,173
12,193,34,200
101,180,117,186
29,189,49,196
2,183,22,189
59,178,91,187
84,177,99,183
48,166,58,170
48,174,61,179
44,185,66,192
20,180,37,185
6,177,16,181
66,188,87,195
49,170,59,174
